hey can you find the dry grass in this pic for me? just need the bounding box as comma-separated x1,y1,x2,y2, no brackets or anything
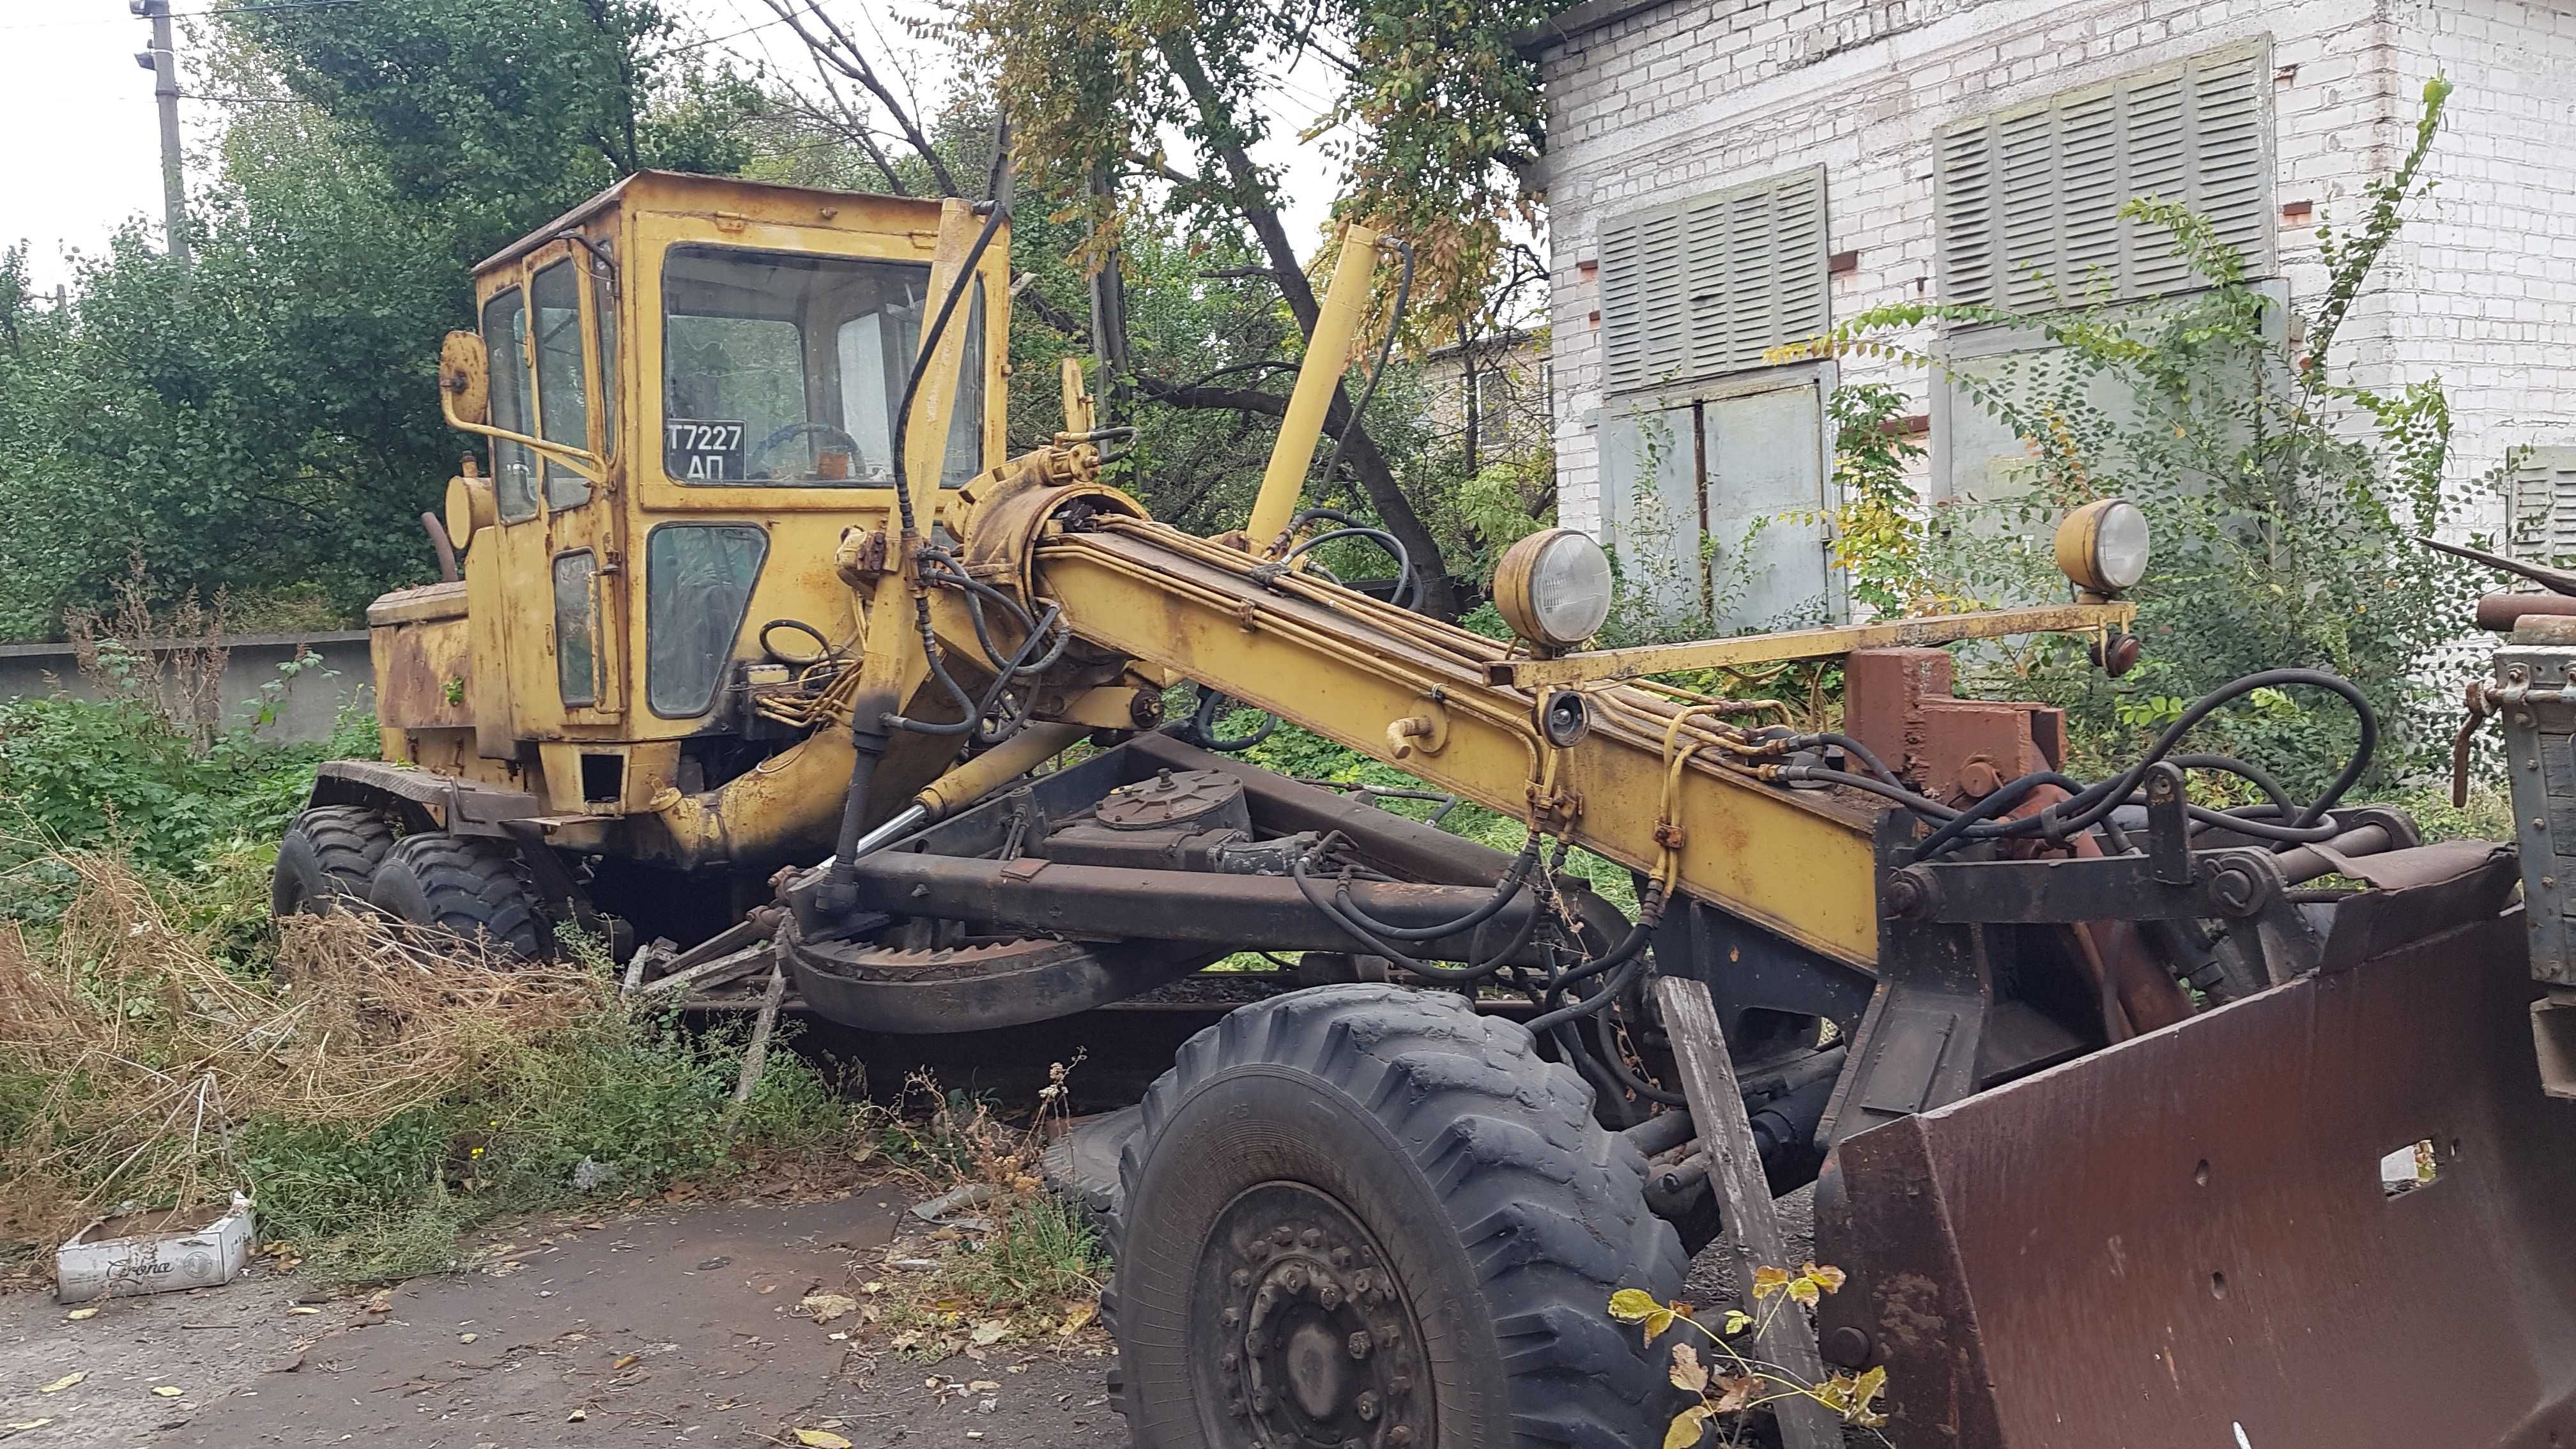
0,849,608,1244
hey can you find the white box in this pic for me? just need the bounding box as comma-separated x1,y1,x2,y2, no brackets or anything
55,1193,254,1303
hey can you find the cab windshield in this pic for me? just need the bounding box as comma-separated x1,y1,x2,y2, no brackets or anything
661,245,985,487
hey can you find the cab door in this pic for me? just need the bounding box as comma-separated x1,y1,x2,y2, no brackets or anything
509,243,627,737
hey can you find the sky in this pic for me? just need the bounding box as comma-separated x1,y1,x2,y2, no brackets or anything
0,0,1347,296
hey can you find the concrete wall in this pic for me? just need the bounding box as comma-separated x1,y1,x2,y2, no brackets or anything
1533,0,2576,537
0,632,374,745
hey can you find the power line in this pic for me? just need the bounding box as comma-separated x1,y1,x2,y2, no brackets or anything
0,0,365,31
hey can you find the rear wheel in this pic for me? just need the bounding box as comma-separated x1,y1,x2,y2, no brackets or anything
272,806,395,917
1107,984,1687,1449
365,832,551,959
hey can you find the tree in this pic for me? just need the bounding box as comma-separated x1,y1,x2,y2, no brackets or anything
0,1,760,637
926,0,1558,618
238,0,760,263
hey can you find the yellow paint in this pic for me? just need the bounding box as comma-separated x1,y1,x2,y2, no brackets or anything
1246,222,1383,552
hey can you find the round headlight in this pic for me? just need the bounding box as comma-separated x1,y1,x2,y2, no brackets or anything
1494,529,1614,651
2054,498,2152,596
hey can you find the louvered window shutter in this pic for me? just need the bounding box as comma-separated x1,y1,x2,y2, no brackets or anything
1939,40,2273,313
2511,447,2576,571
1597,166,1829,394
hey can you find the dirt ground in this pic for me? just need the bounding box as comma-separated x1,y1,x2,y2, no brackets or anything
1,1181,1792,1449
0,1188,1124,1449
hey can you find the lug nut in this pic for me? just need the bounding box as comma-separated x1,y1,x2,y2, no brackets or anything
1356,1391,1380,1421
1317,1282,1344,1310
1347,1331,1372,1360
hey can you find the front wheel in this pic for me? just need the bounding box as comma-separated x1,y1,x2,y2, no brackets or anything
1107,985,1687,1449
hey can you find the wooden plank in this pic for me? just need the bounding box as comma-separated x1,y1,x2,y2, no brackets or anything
719,963,789,1144
1654,973,1843,1449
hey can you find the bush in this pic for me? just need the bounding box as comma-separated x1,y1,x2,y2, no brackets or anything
1805,78,2487,793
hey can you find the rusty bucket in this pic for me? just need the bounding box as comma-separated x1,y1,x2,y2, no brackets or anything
1815,909,2576,1447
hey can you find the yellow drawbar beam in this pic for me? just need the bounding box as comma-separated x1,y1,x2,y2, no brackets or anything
1245,222,1384,552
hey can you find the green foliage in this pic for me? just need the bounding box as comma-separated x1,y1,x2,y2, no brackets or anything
0,1,758,640
0,696,319,882
949,0,1550,335
238,0,759,266
1821,384,1938,616
1815,77,2483,790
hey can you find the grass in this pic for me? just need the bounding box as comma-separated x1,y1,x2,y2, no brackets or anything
0,845,861,1285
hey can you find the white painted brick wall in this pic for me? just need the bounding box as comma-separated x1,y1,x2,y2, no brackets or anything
1537,0,2576,539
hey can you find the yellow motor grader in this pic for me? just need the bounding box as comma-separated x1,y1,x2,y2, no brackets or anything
276,171,2576,1448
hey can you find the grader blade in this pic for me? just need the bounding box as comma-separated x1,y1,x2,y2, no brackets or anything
1814,908,2576,1448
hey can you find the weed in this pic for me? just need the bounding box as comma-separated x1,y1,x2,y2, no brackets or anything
856,1063,1109,1354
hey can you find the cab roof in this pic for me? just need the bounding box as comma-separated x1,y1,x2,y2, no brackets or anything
475,171,955,276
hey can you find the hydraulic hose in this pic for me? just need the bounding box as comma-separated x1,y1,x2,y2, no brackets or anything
1901,668,2377,861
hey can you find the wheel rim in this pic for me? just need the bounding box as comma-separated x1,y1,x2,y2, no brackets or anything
1190,1181,1432,1448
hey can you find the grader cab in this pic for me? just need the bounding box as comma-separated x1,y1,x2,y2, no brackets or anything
278,172,2576,1448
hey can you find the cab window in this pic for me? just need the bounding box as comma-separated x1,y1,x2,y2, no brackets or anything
481,287,537,521
662,245,985,487
532,260,591,509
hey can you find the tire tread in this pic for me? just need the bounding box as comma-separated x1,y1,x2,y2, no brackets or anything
1106,983,1687,1448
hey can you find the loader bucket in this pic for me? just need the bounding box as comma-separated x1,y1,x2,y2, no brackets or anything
1814,908,2576,1448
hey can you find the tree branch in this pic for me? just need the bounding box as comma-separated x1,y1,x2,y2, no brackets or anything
762,0,960,195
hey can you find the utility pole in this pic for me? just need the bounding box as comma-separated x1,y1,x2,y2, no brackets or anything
131,0,188,268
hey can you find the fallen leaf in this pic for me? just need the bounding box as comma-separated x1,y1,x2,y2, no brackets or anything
1712,1375,1763,1413
611,1353,640,1370
1056,1302,1096,1337
61,1308,96,1322
1662,1407,1710,1449
152,1386,183,1398
797,1293,859,1325
5,1420,54,1432
287,1307,321,1317
791,1431,854,1449
969,1319,1009,1346
565,1408,587,1423
36,1374,83,1394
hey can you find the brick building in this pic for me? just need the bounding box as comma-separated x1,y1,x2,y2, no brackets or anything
1521,0,2576,628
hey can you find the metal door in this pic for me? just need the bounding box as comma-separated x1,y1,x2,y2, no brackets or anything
1703,379,1836,630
